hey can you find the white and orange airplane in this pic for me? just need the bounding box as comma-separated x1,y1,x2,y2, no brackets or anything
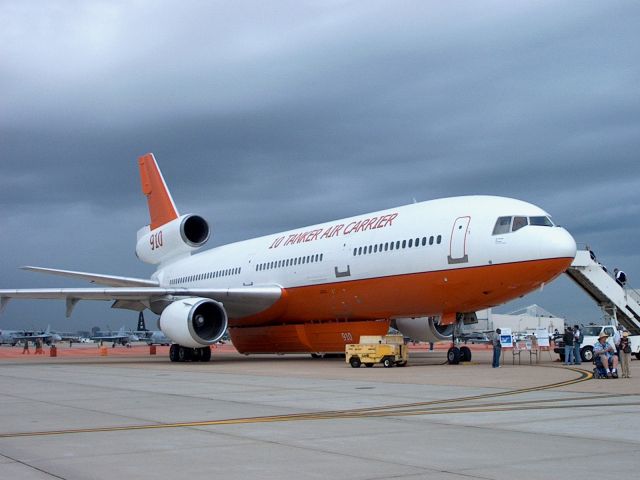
0,154,576,362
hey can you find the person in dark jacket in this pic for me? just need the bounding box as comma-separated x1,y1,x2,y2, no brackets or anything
492,328,502,368
563,327,574,365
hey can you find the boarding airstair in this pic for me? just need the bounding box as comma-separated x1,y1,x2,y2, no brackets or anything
565,248,640,335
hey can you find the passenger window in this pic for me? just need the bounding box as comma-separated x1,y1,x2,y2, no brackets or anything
395,241,400,249
390,242,394,250
492,216,512,235
402,240,406,249
422,237,427,246
374,245,378,253
437,235,442,244
408,239,413,248
512,216,528,232
429,236,434,245
384,243,389,251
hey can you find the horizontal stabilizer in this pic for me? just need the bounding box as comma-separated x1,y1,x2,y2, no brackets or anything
21,266,159,287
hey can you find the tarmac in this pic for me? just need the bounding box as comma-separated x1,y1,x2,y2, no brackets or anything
1,343,639,479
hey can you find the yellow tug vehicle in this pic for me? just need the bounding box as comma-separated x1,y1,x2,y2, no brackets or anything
345,335,408,368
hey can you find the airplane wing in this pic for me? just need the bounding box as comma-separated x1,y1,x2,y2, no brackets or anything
20,266,159,287
0,286,283,318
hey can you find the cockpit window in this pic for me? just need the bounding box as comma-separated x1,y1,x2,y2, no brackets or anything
492,215,555,235
492,217,512,235
529,216,554,227
512,216,528,231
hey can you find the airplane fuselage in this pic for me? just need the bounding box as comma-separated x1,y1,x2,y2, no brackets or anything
155,196,576,353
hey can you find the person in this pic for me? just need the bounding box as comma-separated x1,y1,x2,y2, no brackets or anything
594,332,619,378
613,325,623,356
619,331,632,378
573,325,582,365
492,328,502,368
614,268,627,287
562,327,574,365
22,340,30,354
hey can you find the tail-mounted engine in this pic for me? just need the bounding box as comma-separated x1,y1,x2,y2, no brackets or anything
136,214,210,265
159,297,228,348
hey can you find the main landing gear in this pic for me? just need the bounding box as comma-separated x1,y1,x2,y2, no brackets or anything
169,344,212,362
447,318,472,365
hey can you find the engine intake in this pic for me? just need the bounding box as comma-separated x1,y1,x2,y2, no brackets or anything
159,298,228,348
181,215,209,247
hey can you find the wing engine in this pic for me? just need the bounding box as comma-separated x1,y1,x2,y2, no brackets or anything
394,316,454,343
159,297,228,348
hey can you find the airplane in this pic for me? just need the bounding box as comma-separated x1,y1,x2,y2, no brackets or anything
0,153,577,362
90,326,139,347
8,325,63,346
0,329,24,346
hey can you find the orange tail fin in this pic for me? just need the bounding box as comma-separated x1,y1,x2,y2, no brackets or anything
138,153,179,230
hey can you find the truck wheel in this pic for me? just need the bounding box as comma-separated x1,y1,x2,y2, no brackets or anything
447,347,460,365
382,357,393,368
365,363,374,368
581,347,593,362
460,346,472,362
349,357,361,368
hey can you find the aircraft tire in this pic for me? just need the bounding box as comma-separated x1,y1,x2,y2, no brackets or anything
169,344,179,362
447,347,460,365
177,346,192,362
200,346,211,362
460,346,472,362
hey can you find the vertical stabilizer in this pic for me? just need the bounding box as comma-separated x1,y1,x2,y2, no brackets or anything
138,153,179,230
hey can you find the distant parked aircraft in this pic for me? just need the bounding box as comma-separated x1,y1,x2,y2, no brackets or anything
10,325,62,345
90,326,139,347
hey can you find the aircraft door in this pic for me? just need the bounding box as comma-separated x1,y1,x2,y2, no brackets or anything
448,216,470,264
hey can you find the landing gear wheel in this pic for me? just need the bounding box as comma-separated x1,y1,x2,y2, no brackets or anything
200,347,211,362
447,347,461,365
460,346,472,362
169,344,179,362
191,348,201,361
177,346,192,362
349,357,361,368
382,357,393,368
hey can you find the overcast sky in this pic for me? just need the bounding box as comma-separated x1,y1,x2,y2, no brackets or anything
1,0,639,332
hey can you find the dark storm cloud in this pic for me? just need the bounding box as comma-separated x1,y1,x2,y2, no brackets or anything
1,0,639,329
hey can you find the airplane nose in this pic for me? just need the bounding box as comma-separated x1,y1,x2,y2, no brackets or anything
547,227,577,260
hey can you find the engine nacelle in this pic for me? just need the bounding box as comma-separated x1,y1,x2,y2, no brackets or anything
159,298,228,348
136,214,210,265
394,316,455,343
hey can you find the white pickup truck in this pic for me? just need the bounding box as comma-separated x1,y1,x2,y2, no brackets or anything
554,325,640,362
